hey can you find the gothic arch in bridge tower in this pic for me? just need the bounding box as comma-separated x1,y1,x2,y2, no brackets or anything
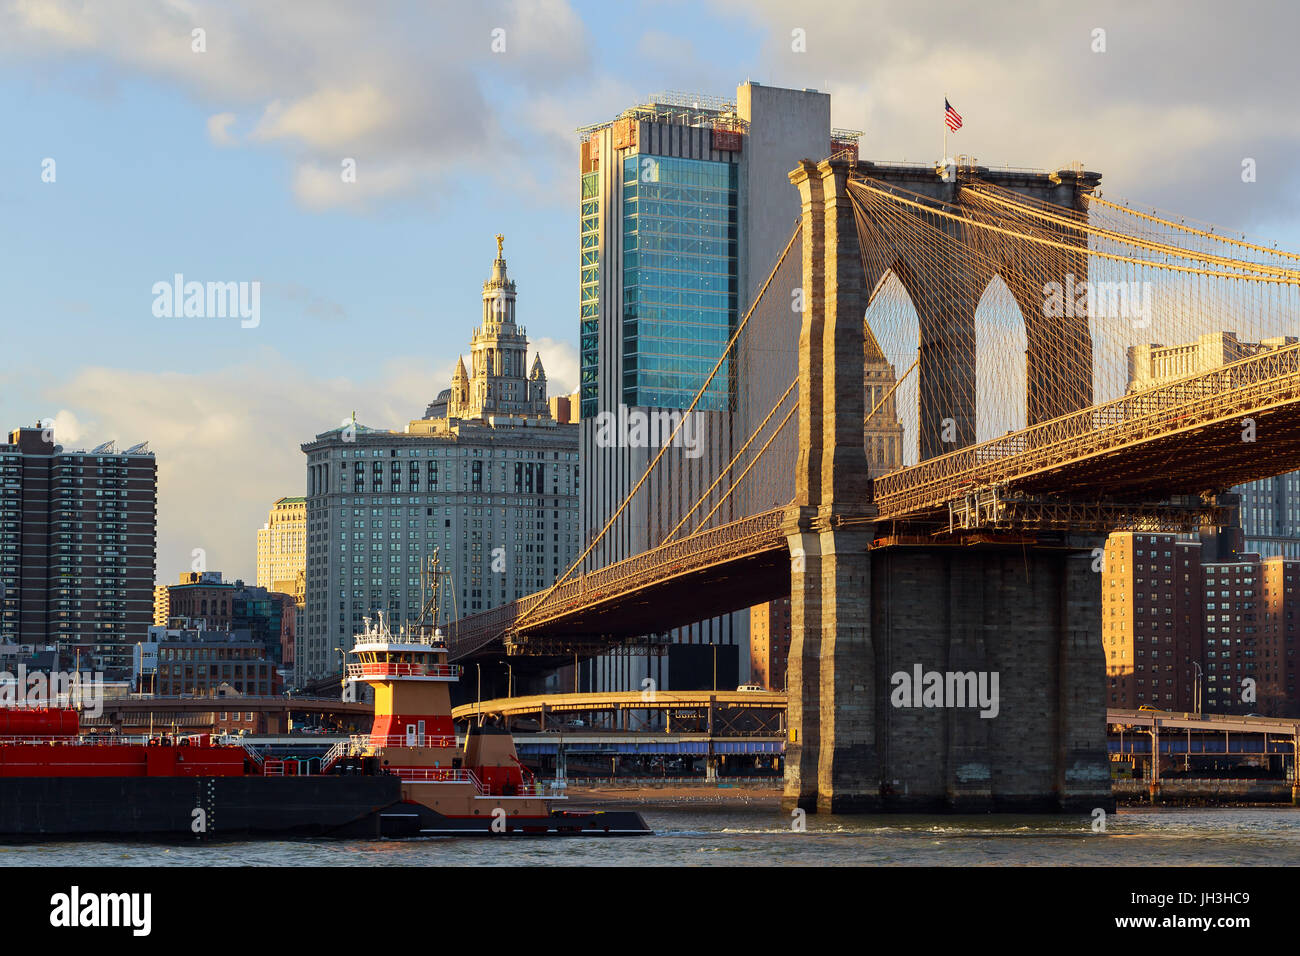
857,211,976,461
863,268,920,469
851,162,1098,461
974,249,1093,433
972,274,1029,443
863,267,1034,460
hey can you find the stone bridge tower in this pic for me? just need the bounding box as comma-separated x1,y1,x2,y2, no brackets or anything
783,157,1112,814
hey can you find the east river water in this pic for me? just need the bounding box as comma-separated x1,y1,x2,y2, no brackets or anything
1,806,1298,866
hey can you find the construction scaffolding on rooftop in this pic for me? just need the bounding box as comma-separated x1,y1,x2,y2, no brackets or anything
575,90,747,140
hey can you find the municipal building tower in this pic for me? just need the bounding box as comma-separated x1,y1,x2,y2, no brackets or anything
448,235,550,421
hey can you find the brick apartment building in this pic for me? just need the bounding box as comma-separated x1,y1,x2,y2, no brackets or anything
749,598,791,691
1103,531,1299,715
0,425,156,673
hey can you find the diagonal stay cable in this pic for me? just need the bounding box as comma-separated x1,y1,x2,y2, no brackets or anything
687,401,798,535
663,377,798,543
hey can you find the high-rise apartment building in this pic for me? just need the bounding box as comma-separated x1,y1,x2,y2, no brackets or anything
256,496,306,593
1257,557,1298,710
0,426,156,673
299,241,579,683
576,83,848,689
1238,476,1300,559
1200,555,1262,712
1202,555,1299,714
749,597,791,691
1101,532,1204,711
1102,530,1300,716
1129,332,1300,558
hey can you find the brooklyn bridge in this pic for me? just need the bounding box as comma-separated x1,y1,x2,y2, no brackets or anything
445,155,1300,814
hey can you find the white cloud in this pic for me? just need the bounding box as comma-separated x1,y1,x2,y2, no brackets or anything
40,350,455,584
0,0,594,210
494,0,590,71
531,337,579,396
713,0,1300,226
9,0,97,46
251,86,397,150
206,111,236,146
289,158,432,212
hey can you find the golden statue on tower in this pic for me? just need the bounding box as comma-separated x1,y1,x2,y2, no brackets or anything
496,233,504,259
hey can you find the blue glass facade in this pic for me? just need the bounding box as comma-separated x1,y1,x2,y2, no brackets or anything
579,172,600,419
621,155,738,411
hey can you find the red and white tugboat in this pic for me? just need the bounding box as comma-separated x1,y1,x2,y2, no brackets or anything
329,558,650,837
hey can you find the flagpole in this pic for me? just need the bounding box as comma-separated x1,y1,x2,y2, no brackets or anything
942,94,947,164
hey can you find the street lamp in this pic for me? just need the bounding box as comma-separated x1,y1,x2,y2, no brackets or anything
333,646,347,689
1190,661,1203,716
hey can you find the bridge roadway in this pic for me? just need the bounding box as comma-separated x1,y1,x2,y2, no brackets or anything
452,689,785,721
222,727,1289,761
446,511,790,659
1110,709,1300,765
873,341,1300,521
453,696,1300,754
446,343,1300,662
1108,708,1300,737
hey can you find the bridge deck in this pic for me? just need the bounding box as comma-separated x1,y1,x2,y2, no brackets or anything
875,341,1300,519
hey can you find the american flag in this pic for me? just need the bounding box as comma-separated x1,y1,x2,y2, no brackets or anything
945,99,963,132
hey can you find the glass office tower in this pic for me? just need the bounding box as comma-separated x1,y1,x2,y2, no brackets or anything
574,84,837,692
579,172,600,419
620,154,737,411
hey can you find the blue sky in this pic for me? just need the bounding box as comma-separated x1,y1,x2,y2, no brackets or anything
1,0,1296,582
0,1,771,389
